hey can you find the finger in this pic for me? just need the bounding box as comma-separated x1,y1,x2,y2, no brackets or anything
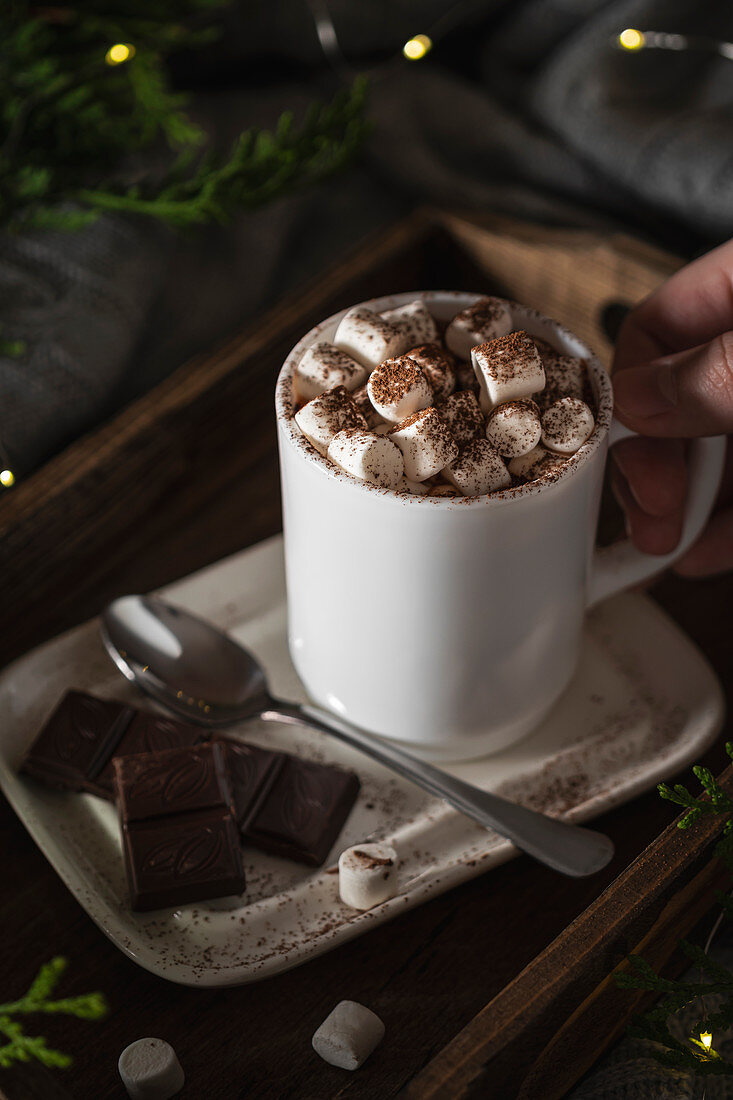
674,508,733,576
609,466,684,555
613,334,733,436
612,437,686,517
613,238,733,373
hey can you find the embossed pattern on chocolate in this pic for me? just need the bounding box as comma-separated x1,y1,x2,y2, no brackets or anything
21,690,134,794
114,743,245,911
97,712,205,795
213,738,285,831
245,756,361,866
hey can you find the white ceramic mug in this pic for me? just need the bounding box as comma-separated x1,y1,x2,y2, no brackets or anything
275,292,725,761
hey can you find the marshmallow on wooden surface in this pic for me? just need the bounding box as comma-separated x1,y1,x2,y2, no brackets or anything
485,400,542,458
389,407,459,481
405,343,456,401
312,1001,385,1070
118,1038,184,1100
367,356,433,423
328,428,404,488
471,331,545,412
444,438,511,496
381,299,438,347
508,445,566,480
396,477,431,495
295,342,366,403
295,386,367,456
333,306,411,369
437,390,485,446
445,297,512,360
541,397,595,455
352,382,383,428
339,842,399,909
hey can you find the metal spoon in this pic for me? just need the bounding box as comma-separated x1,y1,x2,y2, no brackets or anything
100,595,614,877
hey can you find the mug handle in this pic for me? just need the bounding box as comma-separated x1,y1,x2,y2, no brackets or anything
587,422,726,607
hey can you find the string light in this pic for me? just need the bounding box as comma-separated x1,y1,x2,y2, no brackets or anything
105,43,135,66
0,469,15,488
403,34,432,61
618,28,645,50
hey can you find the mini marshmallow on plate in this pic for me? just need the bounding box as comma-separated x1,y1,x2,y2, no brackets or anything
389,407,459,481
405,343,456,401
338,842,399,909
508,445,566,480
541,397,595,455
312,1001,385,1070
328,428,404,488
381,299,438,347
485,400,542,458
294,385,367,456
437,390,485,446
445,296,512,360
367,356,433,423
118,1038,184,1100
295,342,367,402
444,438,511,496
333,306,411,369
471,331,546,412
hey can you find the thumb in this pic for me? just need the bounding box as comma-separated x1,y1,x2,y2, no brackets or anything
613,333,733,437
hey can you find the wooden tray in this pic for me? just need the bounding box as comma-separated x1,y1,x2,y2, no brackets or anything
1,210,730,1100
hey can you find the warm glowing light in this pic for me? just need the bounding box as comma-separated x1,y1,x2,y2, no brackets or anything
700,1031,713,1051
105,43,135,65
618,28,645,50
403,34,433,61
0,469,15,487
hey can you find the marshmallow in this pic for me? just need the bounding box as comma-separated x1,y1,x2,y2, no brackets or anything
389,407,459,481
381,300,438,347
541,397,595,454
485,400,542,458
367,357,433,423
405,343,456,401
437,390,485,446
538,354,588,407
338,842,399,909
396,477,431,495
295,342,367,403
471,331,545,411
333,306,411,369
445,297,512,360
444,439,511,496
312,1001,385,1070
508,445,566,480
295,386,367,456
373,421,393,436
328,428,404,488
118,1039,184,1100
428,482,458,496
352,382,383,428
455,360,480,394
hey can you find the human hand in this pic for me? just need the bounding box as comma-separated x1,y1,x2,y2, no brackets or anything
611,238,733,576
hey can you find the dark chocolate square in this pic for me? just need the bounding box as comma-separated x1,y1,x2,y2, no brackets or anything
21,691,134,794
244,756,360,866
114,743,233,823
213,738,284,831
96,712,206,796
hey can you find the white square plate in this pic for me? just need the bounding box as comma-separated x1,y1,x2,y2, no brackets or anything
0,536,723,986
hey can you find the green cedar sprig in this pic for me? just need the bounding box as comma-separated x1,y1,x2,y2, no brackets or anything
2,3,370,232
615,743,733,1076
0,957,108,1070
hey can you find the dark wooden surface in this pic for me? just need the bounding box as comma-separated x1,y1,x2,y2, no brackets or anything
0,214,730,1100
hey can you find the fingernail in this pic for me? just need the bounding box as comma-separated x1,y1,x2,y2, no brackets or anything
613,361,677,419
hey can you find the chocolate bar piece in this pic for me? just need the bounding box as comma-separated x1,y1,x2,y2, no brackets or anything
20,691,206,799
213,738,284,831
115,743,245,912
244,756,360,866
21,691,135,796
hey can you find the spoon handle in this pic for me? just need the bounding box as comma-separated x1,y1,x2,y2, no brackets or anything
262,701,614,878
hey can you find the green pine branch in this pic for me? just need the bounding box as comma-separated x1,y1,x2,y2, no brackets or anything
615,743,733,1077
0,957,108,1071
1,3,370,233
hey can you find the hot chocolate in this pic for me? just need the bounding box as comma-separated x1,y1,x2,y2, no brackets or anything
291,295,596,497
